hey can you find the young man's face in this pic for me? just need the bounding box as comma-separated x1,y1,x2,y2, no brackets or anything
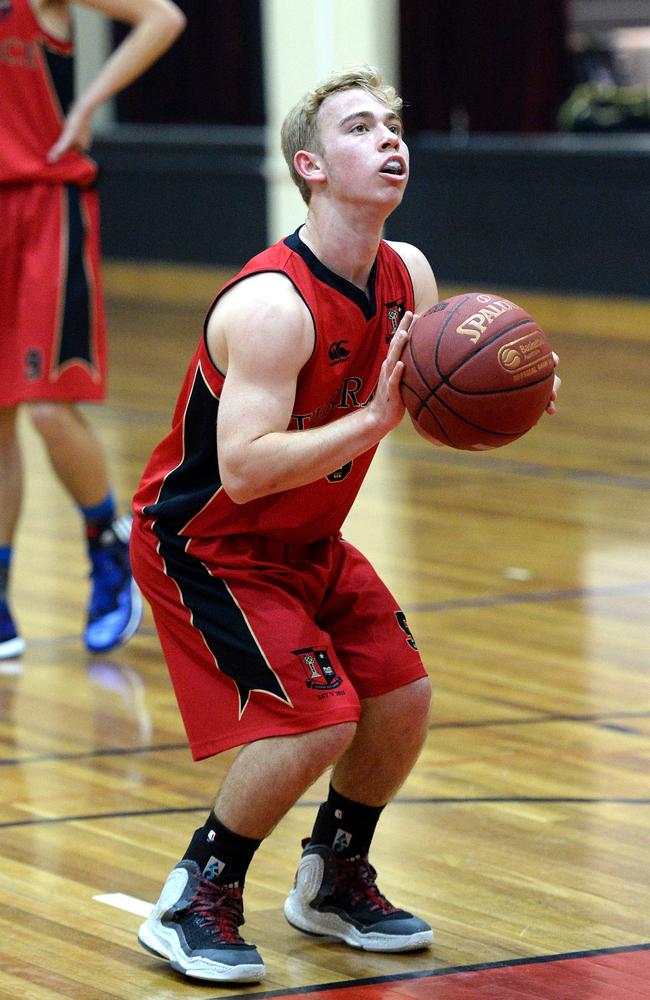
313,87,409,211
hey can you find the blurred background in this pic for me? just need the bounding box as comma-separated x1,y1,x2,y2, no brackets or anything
75,0,650,299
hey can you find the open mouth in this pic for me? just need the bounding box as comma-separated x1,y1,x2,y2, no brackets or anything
379,158,405,177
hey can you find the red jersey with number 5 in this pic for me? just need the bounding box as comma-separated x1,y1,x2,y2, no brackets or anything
133,229,415,546
0,0,97,186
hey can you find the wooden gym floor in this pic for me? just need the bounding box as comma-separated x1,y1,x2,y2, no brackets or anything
1,264,649,999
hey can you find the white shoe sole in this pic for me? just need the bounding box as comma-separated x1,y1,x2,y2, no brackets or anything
284,892,434,952
0,636,26,660
138,919,266,983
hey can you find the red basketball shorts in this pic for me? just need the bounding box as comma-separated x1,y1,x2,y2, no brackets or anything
0,182,106,405
130,517,427,760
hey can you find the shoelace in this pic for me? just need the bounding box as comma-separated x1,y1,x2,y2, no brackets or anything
334,856,398,914
190,878,246,945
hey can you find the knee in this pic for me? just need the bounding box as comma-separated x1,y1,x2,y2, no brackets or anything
362,676,432,741
298,721,357,780
404,676,432,732
28,401,71,445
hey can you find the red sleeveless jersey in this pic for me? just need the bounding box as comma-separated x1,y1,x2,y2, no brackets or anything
0,0,97,185
134,230,415,546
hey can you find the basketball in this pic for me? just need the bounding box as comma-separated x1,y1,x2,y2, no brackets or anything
400,292,555,450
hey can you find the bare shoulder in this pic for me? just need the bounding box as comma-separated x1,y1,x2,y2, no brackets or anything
207,271,314,377
385,239,438,313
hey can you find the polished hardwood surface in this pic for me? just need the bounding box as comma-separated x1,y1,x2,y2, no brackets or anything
1,270,649,999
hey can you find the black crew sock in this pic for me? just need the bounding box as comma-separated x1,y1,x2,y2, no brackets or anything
310,785,385,859
182,812,261,886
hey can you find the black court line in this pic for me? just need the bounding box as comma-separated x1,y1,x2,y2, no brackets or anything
2,796,650,830
393,443,650,492
0,708,646,769
15,575,650,654
208,941,650,999
403,580,650,613
430,708,650,731
0,742,186,767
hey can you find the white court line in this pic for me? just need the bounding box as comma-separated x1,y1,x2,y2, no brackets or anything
94,893,152,918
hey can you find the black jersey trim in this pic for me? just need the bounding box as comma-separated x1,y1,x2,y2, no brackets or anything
42,41,74,115
284,228,378,320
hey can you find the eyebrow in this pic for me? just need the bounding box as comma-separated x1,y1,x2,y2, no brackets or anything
338,109,402,128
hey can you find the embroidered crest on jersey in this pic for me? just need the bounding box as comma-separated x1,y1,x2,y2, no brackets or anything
385,299,405,342
293,646,343,690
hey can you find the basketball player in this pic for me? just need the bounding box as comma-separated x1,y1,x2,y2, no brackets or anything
132,67,560,983
0,0,185,659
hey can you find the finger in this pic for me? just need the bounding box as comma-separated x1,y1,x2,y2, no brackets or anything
386,327,409,365
397,310,414,331
47,142,62,163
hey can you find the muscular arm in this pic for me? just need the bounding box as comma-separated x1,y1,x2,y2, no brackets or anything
45,0,186,162
210,273,413,505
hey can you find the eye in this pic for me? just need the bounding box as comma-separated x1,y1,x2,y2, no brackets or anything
388,123,402,136
351,122,368,134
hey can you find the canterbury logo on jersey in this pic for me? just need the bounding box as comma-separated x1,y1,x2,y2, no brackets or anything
328,340,351,365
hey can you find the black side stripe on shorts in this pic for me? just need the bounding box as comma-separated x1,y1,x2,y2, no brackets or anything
154,524,292,719
56,185,94,370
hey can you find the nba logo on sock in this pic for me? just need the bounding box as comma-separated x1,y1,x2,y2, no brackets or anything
333,829,352,853
204,855,226,879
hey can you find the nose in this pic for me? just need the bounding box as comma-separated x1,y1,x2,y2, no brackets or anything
378,124,400,149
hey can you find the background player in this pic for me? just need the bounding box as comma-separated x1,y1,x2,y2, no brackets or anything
0,0,185,658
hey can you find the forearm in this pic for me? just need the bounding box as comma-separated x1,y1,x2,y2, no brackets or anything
222,406,389,505
73,4,184,118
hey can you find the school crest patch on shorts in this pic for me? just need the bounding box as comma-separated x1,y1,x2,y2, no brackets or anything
293,646,343,690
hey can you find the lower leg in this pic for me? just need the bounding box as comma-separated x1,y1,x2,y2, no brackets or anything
28,401,110,507
183,723,356,884
0,407,22,548
284,679,434,950
28,400,140,652
310,677,432,856
331,677,432,805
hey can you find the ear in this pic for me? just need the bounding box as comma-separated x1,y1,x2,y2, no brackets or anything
294,149,325,187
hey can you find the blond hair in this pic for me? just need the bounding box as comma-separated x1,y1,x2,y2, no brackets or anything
280,65,403,205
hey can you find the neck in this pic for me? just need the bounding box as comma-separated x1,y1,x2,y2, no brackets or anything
300,208,384,292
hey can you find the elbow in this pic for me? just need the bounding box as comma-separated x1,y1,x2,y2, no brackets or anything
163,3,187,39
220,466,261,506
223,482,255,506
221,465,281,506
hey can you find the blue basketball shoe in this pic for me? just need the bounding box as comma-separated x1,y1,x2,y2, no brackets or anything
0,600,26,660
84,515,142,653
